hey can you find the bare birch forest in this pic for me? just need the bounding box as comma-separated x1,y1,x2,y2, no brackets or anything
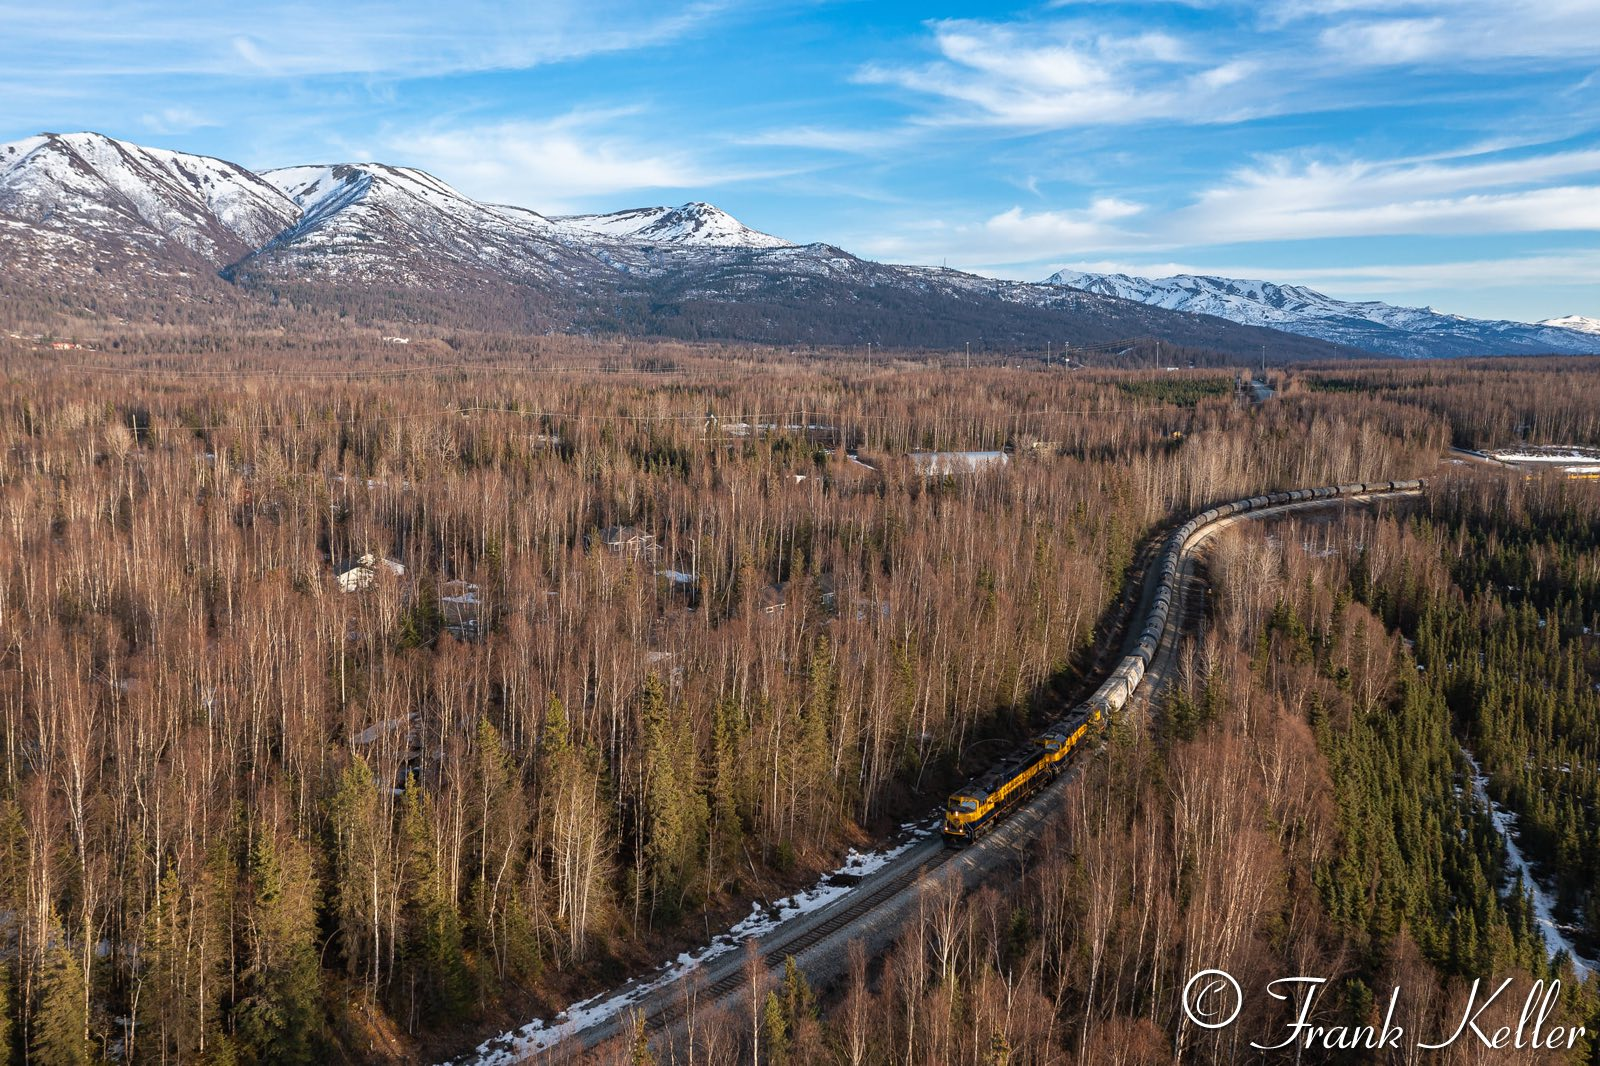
0,334,1481,1063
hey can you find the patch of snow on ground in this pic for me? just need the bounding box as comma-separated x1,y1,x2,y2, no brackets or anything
910,451,1009,476
1465,750,1594,977
445,817,938,1065
1490,448,1600,464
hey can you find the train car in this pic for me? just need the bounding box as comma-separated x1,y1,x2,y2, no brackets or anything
941,477,1425,849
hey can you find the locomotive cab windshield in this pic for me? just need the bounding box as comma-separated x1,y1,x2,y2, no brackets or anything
947,797,978,814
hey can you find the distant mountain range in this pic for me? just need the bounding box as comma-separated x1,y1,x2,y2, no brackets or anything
1,131,1593,360
1043,270,1600,358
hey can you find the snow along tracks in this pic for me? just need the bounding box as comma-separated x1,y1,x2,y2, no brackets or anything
449,481,1424,1065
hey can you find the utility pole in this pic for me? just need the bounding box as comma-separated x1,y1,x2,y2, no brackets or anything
965,341,970,369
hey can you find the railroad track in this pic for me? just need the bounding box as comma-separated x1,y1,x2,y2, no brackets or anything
646,839,958,1033
457,482,1424,1065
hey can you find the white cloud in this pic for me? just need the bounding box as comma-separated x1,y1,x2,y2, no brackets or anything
1278,253,1600,295
0,1,731,80
1321,17,1445,65
1174,149,1600,243
843,3,1600,137
857,18,1272,129
138,106,217,134
738,126,913,153
1307,0,1600,66
849,145,1600,276
387,112,782,212
857,196,1145,265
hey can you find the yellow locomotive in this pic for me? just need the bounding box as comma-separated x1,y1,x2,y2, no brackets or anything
942,707,1101,844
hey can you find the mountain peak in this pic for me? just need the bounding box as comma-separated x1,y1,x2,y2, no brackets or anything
1,130,299,274
1539,315,1600,336
235,159,592,292
551,201,791,249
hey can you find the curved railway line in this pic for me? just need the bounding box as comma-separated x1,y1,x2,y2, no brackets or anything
457,479,1425,1065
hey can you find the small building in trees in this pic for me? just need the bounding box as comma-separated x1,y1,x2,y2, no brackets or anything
335,553,406,593
596,525,661,559
759,582,789,614
440,580,480,638
759,574,837,615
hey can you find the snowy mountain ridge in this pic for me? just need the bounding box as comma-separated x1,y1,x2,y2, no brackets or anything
0,131,300,287
1045,269,1600,358
549,202,791,249
1539,315,1600,336
1,131,1587,359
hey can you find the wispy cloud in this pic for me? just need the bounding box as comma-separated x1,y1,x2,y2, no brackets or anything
842,2,1600,137
0,1,731,80
739,126,913,154
1173,149,1600,243
385,111,786,212
1312,0,1600,66
852,144,1600,273
856,196,1145,265
138,106,217,134
857,18,1270,129
1277,252,1600,296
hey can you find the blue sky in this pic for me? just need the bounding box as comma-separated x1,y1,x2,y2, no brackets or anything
2,0,1598,322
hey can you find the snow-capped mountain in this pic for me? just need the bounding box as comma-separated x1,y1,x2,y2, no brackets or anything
550,202,791,249
1539,315,1600,336
1045,269,1600,358
0,130,1365,357
231,162,597,292
0,131,298,287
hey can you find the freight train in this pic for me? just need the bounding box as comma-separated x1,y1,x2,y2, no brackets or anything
941,479,1424,846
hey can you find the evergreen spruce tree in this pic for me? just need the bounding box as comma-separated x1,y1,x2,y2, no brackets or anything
32,935,89,1066
761,989,788,1066
329,757,382,988
234,827,323,1065
397,779,469,1026
0,959,14,1066
641,674,707,922
709,695,746,896
780,956,813,1032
